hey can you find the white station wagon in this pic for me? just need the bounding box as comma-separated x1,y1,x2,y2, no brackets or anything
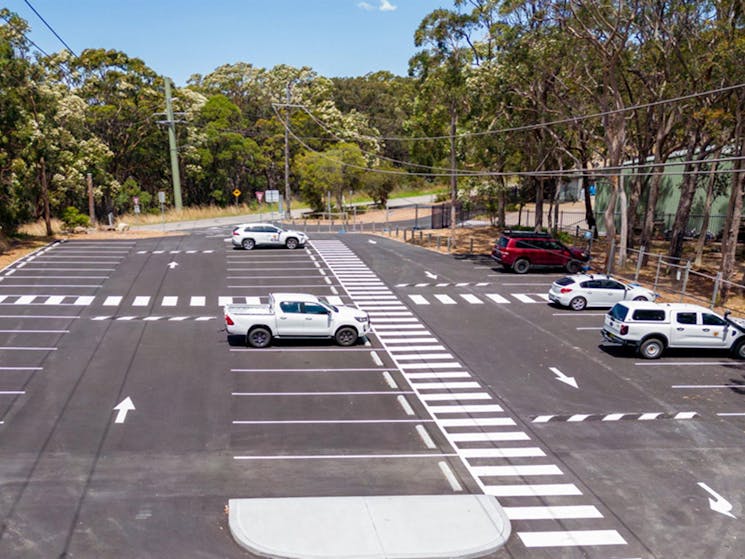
231,223,309,250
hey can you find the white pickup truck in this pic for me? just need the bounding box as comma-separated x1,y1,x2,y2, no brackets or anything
224,293,371,348
602,301,745,359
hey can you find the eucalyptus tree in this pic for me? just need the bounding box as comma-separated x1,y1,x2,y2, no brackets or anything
410,8,478,242
294,142,366,213
0,9,37,234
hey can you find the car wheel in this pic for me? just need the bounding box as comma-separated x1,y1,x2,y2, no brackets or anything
566,260,582,274
242,238,255,250
733,339,745,360
285,237,299,249
247,327,271,348
335,326,358,346
639,337,664,359
569,296,587,311
633,295,649,301
512,258,530,274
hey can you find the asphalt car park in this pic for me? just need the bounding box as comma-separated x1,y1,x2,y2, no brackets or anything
1,225,743,559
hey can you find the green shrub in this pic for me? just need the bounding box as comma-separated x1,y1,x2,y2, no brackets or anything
61,207,90,230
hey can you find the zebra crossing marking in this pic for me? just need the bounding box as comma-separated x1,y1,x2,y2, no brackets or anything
310,238,632,553
532,411,699,423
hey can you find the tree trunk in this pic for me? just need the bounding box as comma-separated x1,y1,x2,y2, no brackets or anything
534,177,544,231
720,115,745,302
693,152,721,267
497,177,506,228
40,156,52,236
668,136,712,260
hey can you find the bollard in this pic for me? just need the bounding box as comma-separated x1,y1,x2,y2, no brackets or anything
419,230,423,241
396,226,399,237
447,237,451,253
404,229,408,241
428,233,432,246
436,236,441,250
469,237,474,254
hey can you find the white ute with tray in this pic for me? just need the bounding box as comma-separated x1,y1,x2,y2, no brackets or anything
601,300,745,359
224,293,371,348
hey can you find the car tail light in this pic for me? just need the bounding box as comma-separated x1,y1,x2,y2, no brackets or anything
225,314,234,326
232,230,239,235
560,287,573,294
620,325,628,335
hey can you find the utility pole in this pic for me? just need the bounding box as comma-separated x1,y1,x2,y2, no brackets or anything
164,78,183,210
284,82,292,219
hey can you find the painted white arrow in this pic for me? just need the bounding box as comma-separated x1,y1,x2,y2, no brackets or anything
698,482,736,518
368,240,377,244
167,261,179,269
113,397,135,424
549,366,579,389
425,271,438,279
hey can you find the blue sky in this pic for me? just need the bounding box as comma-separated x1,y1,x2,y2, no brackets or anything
6,0,451,85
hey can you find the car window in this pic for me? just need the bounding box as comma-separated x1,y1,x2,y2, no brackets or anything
581,280,603,289
302,303,328,315
603,280,626,290
632,309,666,321
702,313,727,326
676,312,697,325
555,277,575,286
515,240,535,249
265,226,279,233
608,304,629,321
545,241,563,250
279,301,301,313
497,237,508,248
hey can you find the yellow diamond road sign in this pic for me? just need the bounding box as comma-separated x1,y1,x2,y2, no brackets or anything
233,189,241,197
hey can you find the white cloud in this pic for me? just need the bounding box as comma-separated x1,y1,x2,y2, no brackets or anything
358,0,397,12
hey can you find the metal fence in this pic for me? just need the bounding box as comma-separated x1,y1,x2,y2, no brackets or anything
605,244,745,313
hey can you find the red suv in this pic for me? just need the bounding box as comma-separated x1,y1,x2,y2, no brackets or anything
491,230,590,274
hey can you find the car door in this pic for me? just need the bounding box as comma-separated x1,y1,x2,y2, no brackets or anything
578,279,603,306
600,279,628,307
275,300,306,335
262,225,283,246
299,302,332,335
544,240,569,267
671,311,728,348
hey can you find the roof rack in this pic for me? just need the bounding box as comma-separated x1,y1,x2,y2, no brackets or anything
502,230,553,238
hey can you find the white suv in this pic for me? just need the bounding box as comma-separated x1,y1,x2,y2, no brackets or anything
231,223,308,250
602,301,745,359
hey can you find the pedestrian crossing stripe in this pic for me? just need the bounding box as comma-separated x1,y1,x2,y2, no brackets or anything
91,316,216,322
396,282,491,287
135,250,215,254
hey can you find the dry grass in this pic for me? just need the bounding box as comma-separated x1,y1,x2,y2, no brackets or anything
119,203,287,225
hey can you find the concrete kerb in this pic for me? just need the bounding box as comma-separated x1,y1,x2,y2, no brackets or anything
229,494,511,559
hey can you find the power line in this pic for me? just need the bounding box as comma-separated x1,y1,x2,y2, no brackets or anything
273,104,745,179
277,82,745,143
23,0,77,57
0,12,50,56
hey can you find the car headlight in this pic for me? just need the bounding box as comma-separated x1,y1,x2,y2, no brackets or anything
355,316,369,323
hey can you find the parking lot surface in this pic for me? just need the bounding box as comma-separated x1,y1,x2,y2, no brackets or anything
0,226,742,558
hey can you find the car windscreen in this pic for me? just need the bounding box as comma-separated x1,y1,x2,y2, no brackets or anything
497,237,508,248
608,303,629,321
555,277,575,286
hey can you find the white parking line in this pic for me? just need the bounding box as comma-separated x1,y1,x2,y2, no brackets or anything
133,296,150,306
104,296,122,306
438,461,463,492
162,296,178,306
190,296,206,307
234,452,456,460
0,346,57,351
